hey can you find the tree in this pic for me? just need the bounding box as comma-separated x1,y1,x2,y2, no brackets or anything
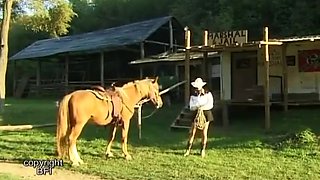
18,0,76,37
0,0,76,112
0,0,14,112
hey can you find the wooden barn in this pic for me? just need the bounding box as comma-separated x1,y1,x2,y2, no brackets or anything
9,16,184,97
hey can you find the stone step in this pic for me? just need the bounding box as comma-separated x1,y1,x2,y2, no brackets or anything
170,107,194,130
175,118,193,126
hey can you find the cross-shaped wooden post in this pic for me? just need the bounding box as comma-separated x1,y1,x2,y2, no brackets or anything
184,27,191,105
260,27,282,130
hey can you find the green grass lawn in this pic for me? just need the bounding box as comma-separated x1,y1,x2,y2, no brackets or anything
0,98,319,179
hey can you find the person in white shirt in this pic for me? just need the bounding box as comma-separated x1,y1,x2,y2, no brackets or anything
184,78,214,158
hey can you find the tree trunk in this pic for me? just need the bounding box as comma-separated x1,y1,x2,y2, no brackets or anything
0,0,14,112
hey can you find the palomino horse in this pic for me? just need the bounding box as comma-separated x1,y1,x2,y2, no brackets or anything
56,78,163,166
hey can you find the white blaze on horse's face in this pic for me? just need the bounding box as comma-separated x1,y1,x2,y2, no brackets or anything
149,79,163,109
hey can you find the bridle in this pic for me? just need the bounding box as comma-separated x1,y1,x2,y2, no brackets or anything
120,80,161,119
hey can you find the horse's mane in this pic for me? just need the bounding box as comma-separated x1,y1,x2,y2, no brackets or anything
121,79,151,89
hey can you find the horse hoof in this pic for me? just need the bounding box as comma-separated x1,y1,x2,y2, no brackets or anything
125,154,132,160
105,152,114,158
79,159,85,164
201,151,206,158
184,152,190,157
71,162,80,167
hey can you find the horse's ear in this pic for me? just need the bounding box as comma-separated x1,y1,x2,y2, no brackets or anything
152,76,158,83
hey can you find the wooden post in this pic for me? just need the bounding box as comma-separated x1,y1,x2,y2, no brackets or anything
137,105,142,139
222,101,229,127
204,30,208,46
184,28,191,105
64,56,69,94
36,61,41,95
260,27,283,130
169,19,174,52
260,28,272,129
263,27,271,130
12,60,16,96
220,53,228,127
140,42,145,59
100,51,104,86
282,44,288,112
202,52,208,79
175,65,180,98
140,42,145,79
139,67,143,79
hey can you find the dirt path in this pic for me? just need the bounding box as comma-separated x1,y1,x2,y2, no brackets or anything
0,162,104,180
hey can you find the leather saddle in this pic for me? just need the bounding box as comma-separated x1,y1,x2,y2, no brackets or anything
90,85,122,119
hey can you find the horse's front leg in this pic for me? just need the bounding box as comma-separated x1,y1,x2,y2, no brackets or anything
105,123,117,158
121,119,132,160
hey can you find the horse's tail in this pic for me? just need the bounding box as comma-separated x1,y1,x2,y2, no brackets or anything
56,93,72,158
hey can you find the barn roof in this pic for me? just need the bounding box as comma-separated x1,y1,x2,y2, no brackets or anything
10,16,179,61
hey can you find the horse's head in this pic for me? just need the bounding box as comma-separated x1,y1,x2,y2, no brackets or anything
146,77,163,109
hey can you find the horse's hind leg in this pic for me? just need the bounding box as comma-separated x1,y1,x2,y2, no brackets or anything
200,122,210,158
184,123,197,157
68,122,86,166
105,123,117,158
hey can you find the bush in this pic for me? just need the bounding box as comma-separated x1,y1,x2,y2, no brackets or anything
275,129,319,150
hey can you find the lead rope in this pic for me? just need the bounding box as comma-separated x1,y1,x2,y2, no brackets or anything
136,99,159,119
195,109,206,130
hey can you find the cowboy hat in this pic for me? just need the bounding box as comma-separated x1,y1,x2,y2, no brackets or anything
191,78,206,89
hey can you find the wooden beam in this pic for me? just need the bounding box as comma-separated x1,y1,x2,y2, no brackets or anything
0,123,56,131
144,40,184,48
184,28,191,105
282,44,288,112
169,19,174,52
100,51,104,86
263,27,270,130
260,41,282,45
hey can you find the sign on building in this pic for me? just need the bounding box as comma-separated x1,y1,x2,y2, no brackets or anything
208,30,248,46
299,49,320,72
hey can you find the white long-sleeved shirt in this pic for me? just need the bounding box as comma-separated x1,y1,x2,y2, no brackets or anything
189,92,214,111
